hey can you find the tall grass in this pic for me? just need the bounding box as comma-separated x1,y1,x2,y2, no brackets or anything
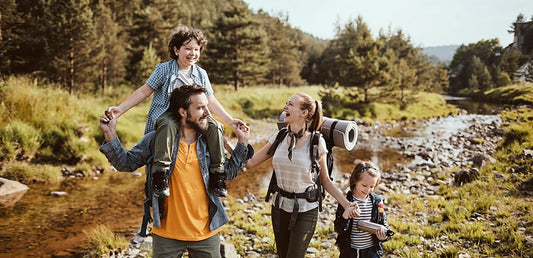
84,225,129,257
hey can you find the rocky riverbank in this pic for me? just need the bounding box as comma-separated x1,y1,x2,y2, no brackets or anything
111,110,516,257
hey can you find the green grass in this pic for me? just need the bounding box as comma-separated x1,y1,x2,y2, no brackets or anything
213,84,322,120
484,83,533,105
84,224,129,256
0,161,62,184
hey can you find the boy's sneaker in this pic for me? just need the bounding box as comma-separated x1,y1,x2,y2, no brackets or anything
152,169,170,197
211,174,227,197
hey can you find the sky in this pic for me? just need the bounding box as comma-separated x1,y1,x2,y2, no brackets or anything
243,0,533,48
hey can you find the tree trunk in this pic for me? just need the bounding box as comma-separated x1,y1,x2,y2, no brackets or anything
234,71,239,91
68,37,75,94
100,57,107,94
0,14,3,41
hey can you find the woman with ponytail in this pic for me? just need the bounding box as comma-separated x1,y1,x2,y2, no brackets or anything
246,93,359,258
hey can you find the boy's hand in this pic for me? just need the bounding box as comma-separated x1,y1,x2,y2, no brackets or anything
105,106,123,120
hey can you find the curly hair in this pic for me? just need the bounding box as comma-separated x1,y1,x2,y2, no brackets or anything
168,26,208,60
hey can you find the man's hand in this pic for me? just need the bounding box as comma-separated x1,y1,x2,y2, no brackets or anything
234,124,250,146
100,113,117,142
230,119,249,132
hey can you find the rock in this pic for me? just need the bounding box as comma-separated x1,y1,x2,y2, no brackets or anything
523,149,533,158
0,177,29,208
306,247,318,254
51,191,68,197
471,153,496,168
221,241,239,258
454,168,479,186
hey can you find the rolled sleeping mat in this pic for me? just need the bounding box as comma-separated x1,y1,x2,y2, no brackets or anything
276,112,358,150
277,111,287,130
320,117,358,150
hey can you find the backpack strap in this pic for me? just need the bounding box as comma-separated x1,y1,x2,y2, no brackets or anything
267,127,288,156
139,155,154,237
309,131,324,211
265,128,289,202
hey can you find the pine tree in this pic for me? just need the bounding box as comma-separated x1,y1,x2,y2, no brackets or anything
48,0,99,93
205,0,269,90
136,43,160,83
93,2,128,93
260,12,303,86
335,17,388,102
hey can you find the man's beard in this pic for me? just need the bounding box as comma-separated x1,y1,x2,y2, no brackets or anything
185,111,208,133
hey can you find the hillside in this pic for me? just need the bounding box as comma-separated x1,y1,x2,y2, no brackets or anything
423,45,460,64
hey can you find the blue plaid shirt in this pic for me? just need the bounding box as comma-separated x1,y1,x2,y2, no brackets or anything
144,60,213,134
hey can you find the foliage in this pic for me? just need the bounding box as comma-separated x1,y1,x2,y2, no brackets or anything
0,120,41,162
484,83,533,105
258,12,305,86
205,0,270,90
0,162,61,184
319,86,457,123
333,17,390,102
135,43,160,85
84,225,128,257
449,39,503,95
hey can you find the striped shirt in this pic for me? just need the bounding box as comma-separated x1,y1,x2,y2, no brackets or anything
144,60,213,134
350,193,374,249
269,131,327,213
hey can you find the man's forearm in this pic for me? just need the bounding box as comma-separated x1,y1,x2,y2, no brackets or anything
103,129,117,142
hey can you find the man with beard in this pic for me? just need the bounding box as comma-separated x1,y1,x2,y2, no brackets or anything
99,84,253,257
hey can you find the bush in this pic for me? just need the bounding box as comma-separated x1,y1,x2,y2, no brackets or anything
502,124,530,147
38,124,87,164
0,120,41,161
0,162,61,184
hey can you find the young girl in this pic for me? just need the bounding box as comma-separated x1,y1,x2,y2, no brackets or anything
334,160,392,258
246,92,358,258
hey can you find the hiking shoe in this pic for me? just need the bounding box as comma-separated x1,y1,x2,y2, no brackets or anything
211,174,227,197
152,169,170,197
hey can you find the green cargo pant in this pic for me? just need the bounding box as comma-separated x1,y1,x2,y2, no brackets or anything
151,111,225,176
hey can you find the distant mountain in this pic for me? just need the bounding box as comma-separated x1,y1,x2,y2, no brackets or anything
422,45,460,65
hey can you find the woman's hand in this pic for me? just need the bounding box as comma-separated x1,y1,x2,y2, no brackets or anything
342,202,360,219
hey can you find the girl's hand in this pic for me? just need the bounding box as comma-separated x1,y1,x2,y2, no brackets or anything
376,226,388,241
342,202,360,219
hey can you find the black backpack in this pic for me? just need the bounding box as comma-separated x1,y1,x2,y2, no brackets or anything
264,127,333,211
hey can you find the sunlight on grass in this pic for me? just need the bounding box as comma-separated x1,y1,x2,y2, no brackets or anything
84,224,128,256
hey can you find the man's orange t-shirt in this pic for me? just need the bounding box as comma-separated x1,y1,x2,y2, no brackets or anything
151,140,220,240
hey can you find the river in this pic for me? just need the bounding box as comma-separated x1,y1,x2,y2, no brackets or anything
0,96,502,257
